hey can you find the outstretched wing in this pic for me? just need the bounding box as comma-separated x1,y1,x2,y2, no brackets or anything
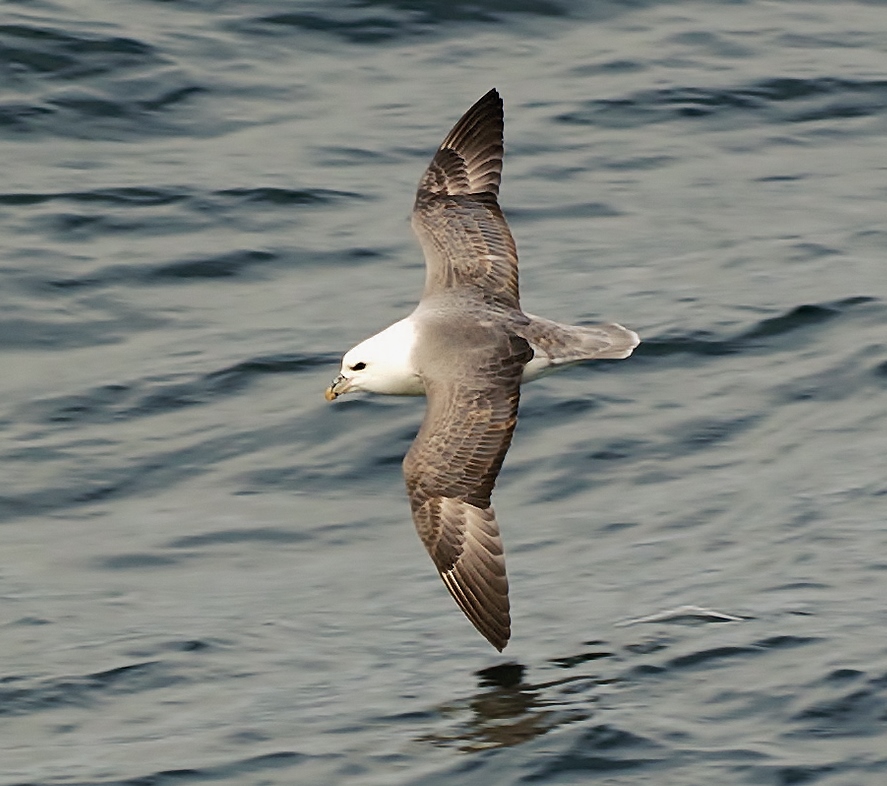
403,330,532,651
412,88,520,310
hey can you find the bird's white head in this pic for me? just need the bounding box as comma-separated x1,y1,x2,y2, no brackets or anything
324,317,425,400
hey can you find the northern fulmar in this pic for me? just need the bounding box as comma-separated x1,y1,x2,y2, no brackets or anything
325,89,639,651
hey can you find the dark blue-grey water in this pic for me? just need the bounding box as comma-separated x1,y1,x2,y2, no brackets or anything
2,1,886,784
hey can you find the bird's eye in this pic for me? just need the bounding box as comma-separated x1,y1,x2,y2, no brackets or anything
350,362,366,371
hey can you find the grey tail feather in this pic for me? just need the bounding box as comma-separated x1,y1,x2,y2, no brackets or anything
518,314,640,364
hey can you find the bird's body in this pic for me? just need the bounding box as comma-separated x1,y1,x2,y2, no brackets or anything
325,89,639,651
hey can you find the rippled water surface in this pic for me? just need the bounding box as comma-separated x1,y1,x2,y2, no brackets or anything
2,1,887,784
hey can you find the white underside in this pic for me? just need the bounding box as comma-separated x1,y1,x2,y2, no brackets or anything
521,351,563,383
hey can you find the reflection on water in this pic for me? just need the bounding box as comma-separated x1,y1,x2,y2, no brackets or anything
421,658,616,750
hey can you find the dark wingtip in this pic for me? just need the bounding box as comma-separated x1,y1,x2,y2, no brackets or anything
481,87,500,103
445,87,501,132
445,88,502,144
419,88,504,199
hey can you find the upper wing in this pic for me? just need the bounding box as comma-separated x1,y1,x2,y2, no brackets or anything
411,88,520,310
403,331,532,651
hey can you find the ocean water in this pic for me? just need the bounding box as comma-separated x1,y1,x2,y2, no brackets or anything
2,1,886,784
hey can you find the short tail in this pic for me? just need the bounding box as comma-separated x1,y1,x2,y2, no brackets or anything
581,321,640,360
520,314,640,366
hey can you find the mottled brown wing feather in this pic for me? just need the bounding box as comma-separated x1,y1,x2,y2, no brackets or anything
411,498,510,650
412,88,520,310
403,330,532,651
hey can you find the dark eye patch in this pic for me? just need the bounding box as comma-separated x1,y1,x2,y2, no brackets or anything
350,362,366,371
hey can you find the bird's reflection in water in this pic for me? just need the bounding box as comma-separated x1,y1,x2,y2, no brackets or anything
421,645,614,751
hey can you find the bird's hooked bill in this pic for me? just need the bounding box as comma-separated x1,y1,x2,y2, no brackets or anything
324,374,346,401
